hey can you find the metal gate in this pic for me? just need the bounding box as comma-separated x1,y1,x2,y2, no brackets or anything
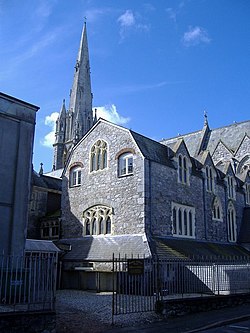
112,255,159,319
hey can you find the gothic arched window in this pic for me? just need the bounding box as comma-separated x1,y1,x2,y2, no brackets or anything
83,205,112,236
178,154,189,185
205,166,214,192
212,197,223,221
227,202,237,242
90,140,108,172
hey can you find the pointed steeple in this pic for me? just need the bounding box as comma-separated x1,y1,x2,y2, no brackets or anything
53,22,94,170
195,110,211,156
69,21,93,136
55,99,67,144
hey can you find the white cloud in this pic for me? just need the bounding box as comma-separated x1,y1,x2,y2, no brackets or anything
41,112,59,148
94,105,130,125
117,9,150,40
41,105,130,148
117,10,135,27
183,26,211,46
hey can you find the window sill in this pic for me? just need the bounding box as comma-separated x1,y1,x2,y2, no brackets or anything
118,173,134,178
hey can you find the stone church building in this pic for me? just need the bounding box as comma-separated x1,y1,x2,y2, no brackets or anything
44,23,250,290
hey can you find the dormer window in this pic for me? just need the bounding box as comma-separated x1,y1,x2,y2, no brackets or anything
178,154,189,185
70,166,82,187
118,153,133,176
90,140,107,172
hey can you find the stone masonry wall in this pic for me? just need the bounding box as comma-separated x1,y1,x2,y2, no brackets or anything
61,121,145,238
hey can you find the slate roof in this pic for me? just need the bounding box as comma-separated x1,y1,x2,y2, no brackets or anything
150,237,250,260
32,171,62,192
44,168,63,179
160,120,250,157
130,130,174,167
25,239,61,253
56,234,151,261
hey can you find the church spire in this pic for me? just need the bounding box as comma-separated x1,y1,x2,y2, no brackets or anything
53,22,94,170
69,21,93,135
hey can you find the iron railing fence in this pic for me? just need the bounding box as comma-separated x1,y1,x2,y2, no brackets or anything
112,255,250,318
0,253,57,312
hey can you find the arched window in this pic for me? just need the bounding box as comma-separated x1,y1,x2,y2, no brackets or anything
227,175,235,200
178,154,189,185
212,197,223,221
205,166,214,192
227,202,237,242
70,165,82,187
83,205,112,236
118,152,133,176
90,140,107,172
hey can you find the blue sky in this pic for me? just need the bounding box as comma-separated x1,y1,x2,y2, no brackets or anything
1,0,250,172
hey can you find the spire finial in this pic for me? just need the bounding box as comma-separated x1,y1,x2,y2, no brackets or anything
204,110,208,126
39,162,44,175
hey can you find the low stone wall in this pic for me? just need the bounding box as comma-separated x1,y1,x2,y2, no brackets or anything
155,293,250,317
0,311,56,333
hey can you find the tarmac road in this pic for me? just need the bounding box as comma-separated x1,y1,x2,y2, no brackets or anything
198,319,250,332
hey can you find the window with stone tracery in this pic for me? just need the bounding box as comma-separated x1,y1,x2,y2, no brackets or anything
90,140,107,172
83,205,112,236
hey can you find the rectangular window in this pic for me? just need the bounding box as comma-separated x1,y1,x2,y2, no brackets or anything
172,202,195,238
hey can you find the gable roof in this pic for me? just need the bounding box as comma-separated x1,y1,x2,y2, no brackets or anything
130,130,174,167
161,120,250,158
32,171,62,192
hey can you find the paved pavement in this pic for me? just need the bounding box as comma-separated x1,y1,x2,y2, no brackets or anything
108,303,250,333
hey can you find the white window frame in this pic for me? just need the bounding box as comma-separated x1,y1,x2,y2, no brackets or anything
118,153,133,176
171,202,195,238
227,202,237,242
70,166,82,187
